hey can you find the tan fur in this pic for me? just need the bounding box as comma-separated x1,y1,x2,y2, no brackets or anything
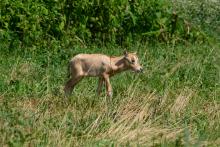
64,51,143,97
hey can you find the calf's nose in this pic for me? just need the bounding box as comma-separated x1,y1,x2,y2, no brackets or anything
140,67,143,72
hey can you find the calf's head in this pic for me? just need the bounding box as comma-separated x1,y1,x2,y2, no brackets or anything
123,51,143,73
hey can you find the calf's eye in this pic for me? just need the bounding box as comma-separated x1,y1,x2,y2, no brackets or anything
131,60,135,63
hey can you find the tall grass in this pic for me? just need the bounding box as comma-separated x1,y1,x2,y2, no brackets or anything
0,43,219,146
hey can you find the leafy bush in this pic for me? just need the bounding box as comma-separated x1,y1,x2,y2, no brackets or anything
0,0,215,51
174,0,220,38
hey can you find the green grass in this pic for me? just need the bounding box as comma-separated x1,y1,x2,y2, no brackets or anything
0,43,219,146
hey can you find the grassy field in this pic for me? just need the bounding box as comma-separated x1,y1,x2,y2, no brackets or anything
0,42,219,146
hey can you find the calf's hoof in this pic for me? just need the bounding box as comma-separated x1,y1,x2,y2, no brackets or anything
107,91,113,97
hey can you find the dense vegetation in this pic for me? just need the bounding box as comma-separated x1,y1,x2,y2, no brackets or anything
1,0,219,50
0,0,219,146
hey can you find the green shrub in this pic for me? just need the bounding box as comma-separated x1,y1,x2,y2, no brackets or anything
0,0,212,51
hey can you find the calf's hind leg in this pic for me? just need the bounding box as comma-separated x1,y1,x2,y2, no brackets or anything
64,76,82,97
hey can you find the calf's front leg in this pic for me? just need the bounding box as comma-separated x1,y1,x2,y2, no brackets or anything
103,74,112,97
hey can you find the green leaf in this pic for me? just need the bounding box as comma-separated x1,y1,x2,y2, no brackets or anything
59,21,64,31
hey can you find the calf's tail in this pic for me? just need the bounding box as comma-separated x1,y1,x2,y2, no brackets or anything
67,62,71,78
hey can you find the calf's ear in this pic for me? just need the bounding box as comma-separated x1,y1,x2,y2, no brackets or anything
123,50,128,56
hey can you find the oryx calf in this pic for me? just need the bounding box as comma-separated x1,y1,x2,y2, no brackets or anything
64,51,143,97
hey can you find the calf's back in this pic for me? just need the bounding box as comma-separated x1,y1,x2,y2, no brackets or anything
70,54,111,76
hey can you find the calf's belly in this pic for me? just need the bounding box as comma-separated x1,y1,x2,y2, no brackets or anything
83,66,106,77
